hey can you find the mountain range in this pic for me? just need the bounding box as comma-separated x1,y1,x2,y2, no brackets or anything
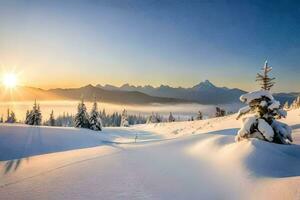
97,80,246,104
97,80,299,104
0,85,188,104
0,80,298,105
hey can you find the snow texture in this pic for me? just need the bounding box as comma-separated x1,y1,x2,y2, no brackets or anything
0,109,300,200
239,90,273,104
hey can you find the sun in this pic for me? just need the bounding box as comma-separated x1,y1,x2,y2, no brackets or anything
2,73,18,88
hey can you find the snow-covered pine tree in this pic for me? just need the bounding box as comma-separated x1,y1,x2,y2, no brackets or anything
26,100,42,125
291,96,300,109
5,109,10,123
35,104,42,125
49,110,55,126
236,61,292,144
74,98,90,128
155,113,162,123
297,96,300,108
10,111,16,123
168,112,175,122
25,110,30,124
120,109,129,127
215,107,226,117
283,101,290,110
196,111,203,120
146,112,154,124
89,99,102,131
5,109,16,123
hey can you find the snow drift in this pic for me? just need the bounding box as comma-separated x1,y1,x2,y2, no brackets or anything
0,109,299,199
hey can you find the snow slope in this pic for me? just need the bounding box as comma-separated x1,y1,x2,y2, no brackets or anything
0,109,300,199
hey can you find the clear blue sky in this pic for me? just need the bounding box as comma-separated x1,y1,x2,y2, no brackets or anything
0,0,299,92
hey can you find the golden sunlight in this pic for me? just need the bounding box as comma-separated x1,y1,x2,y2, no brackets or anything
2,73,17,88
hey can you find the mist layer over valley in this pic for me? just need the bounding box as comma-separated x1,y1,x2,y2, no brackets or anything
0,101,243,122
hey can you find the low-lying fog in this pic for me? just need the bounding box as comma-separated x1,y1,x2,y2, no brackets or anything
0,101,243,122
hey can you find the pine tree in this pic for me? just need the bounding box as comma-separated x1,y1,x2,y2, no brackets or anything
74,98,90,128
120,109,129,127
35,104,42,125
256,60,275,91
25,110,30,124
0,115,3,123
6,109,10,123
293,96,300,109
155,113,162,123
196,111,203,120
147,112,162,123
283,101,290,110
26,100,42,125
168,112,175,122
49,110,55,126
10,111,16,123
215,107,226,117
236,61,292,144
89,99,102,131
5,109,16,123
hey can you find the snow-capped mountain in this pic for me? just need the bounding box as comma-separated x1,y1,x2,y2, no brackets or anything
97,80,246,104
97,80,300,105
191,80,217,91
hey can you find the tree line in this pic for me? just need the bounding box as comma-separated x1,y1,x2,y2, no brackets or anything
0,99,245,128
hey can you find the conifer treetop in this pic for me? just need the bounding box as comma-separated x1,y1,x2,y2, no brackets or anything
256,60,275,91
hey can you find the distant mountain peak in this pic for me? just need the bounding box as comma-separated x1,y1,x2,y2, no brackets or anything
192,80,216,90
82,84,94,89
121,83,130,87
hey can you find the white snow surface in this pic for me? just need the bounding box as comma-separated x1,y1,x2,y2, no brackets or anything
240,90,274,103
268,100,281,110
257,119,274,141
1,109,300,200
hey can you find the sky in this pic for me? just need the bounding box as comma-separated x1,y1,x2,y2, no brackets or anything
0,0,299,92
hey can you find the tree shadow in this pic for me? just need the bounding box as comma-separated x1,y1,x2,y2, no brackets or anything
2,157,30,174
204,128,238,136
203,128,300,178
245,140,300,178
291,124,300,130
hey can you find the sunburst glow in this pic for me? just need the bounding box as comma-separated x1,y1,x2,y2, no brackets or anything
2,73,17,88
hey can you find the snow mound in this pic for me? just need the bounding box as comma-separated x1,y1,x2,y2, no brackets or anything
0,124,159,161
187,132,300,178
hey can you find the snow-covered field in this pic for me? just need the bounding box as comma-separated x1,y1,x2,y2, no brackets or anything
0,109,300,200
